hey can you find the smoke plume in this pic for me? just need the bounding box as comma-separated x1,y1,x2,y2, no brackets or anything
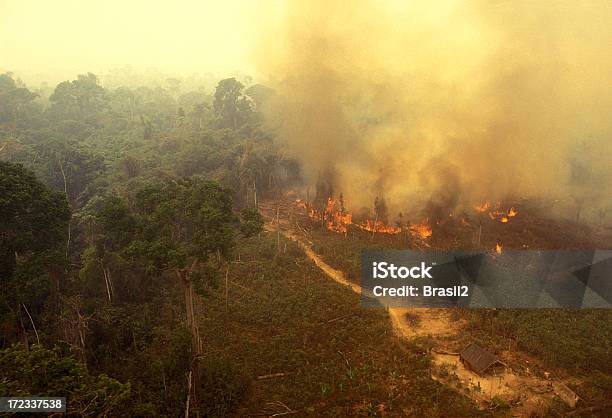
256,0,612,220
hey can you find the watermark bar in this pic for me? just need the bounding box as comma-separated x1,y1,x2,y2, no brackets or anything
0,397,67,413
361,250,612,308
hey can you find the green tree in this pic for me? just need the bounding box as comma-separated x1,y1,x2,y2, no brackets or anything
0,162,70,345
131,178,237,410
79,195,137,302
12,139,106,206
0,161,70,281
0,344,130,416
245,83,275,112
108,86,137,122
0,73,38,128
48,73,109,122
240,207,264,237
213,78,252,129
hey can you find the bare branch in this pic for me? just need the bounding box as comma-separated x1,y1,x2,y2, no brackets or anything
22,303,40,345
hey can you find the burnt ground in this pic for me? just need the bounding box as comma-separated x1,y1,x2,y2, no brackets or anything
258,196,612,417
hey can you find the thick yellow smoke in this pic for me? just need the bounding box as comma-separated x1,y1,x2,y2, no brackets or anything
257,0,612,219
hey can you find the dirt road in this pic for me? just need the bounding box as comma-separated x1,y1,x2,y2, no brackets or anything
261,201,569,415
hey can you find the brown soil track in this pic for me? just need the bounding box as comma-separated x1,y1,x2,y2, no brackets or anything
260,199,579,416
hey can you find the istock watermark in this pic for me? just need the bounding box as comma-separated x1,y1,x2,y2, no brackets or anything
360,250,612,308
372,261,433,279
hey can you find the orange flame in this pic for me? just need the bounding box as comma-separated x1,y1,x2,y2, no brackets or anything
358,219,403,234
474,202,490,212
327,220,348,233
484,204,519,223
302,197,353,234
296,197,432,238
495,243,502,254
333,211,352,225
409,220,433,239
325,197,335,216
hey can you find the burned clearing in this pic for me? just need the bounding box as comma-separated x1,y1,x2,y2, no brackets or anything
258,193,612,416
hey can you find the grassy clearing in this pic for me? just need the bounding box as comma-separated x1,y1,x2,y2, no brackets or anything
195,232,482,417
305,225,612,414
310,228,405,282
455,309,611,376
454,308,612,414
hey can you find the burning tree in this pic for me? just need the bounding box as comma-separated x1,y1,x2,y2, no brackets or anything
374,196,388,224
314,176,333,212
300,190,432,239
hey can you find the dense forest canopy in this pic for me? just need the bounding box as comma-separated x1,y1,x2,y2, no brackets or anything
0,71,288,415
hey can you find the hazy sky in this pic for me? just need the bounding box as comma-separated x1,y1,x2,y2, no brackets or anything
0,0,283,80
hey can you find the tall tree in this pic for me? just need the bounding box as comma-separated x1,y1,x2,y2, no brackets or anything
0,73,38,128
11,139,106,207
0,162,70,344
48,73,109,122
132,178,236,409
0,161,70,281
213,78,252,129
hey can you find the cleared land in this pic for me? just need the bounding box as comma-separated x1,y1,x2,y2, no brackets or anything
196,233,482,417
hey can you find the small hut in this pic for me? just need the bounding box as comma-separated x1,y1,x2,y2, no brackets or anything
460,343,504,375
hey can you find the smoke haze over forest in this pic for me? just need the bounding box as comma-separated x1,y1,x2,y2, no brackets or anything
3,0,612,217
256,0,612,217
